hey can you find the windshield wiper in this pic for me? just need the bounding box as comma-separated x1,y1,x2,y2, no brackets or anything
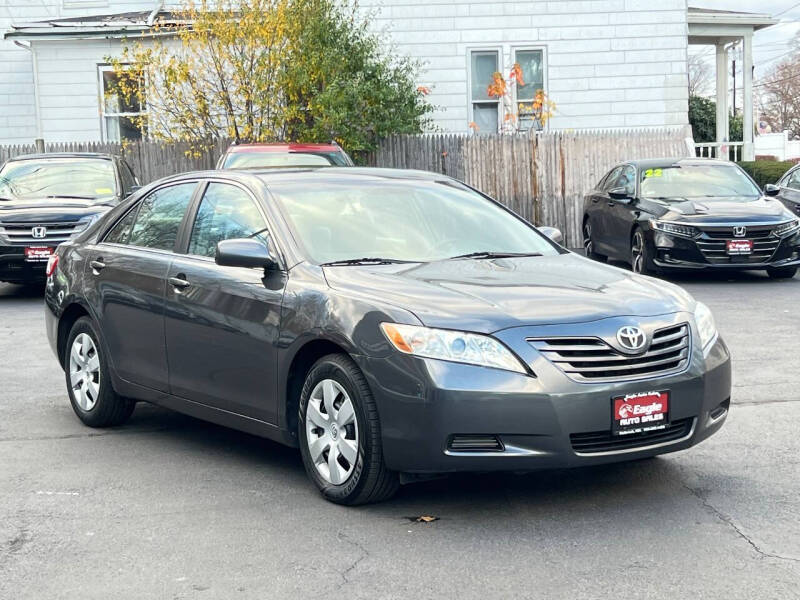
446,251,543,260
45,194,97,200
320,257,416,266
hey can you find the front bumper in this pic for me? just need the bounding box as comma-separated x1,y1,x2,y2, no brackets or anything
357,314,731,474
0,246,50,283
651,228,800,270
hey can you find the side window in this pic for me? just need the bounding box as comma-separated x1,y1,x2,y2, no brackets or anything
188,183,268,257
602,167,623,191
119,161,137,194
104,207,138,244
787,169,800,190
618,166,636,196
128,183,197,251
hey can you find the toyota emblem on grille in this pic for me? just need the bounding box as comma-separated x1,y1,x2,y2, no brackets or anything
733,226,747,238
616,326,646,352
31,226,47,239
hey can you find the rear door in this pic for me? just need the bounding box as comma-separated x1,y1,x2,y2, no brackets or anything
84,181,199,391
164,181,286,423
777,168,800,217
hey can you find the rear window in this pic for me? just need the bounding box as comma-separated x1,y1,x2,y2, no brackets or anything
222,151,349,169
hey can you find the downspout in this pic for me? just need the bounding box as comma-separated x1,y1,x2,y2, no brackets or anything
147,1,164,26
14,40,44,148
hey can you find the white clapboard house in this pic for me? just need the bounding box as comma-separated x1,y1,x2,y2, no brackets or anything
1,1,777,159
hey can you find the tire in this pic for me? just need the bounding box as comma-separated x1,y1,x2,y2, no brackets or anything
631,227,658,276
582,219,607,262
64,317,135,428
298,353,399,505
766,266,797,279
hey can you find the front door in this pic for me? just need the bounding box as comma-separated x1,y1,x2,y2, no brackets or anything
605,164,638,259
85,181,198,391
164,181,286,423
777,169,800,217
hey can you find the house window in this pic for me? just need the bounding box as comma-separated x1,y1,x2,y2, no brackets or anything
514,49,545,131
469,50,500,133
98,65,146,142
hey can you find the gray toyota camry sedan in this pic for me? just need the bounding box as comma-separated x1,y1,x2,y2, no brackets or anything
45,168,731,504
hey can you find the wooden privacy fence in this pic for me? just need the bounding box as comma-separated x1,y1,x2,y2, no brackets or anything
0,139,231,185
1,127,693,247
366,127,694,247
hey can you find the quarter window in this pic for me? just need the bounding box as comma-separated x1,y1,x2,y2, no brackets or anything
470,50,500,133
127,183,196,251
188,183,268,257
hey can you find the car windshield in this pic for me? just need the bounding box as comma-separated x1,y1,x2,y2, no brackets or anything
639,165,761,200
223,151,349,169
270,178,559,264
0,158,117,200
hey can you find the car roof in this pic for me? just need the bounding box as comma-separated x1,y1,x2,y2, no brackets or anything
6,152,115,162
226,143,343,154
155,167,452,189
622,157,734,170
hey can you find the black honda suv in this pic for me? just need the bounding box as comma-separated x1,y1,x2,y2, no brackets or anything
583,158,800,279
0,153,139,285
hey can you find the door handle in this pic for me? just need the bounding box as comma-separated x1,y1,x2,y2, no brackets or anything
169,275,191,290
607,201,615,207
591,197,599,203
90,259,106,273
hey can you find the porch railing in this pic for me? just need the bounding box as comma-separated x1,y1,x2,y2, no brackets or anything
694,142,744,161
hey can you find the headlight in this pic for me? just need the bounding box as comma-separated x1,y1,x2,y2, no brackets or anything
380,322,527,374
650,220,698,238
72,212,107,237
694,301,718,352
773,219,800,237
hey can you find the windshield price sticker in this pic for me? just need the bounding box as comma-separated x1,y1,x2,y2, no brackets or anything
643,168,663,178
612,391,669,436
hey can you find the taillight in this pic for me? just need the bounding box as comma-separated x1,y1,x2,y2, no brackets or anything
46,254,59,278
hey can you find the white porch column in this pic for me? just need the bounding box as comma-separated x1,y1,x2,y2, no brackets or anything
742,32,755,161
715,44,729,146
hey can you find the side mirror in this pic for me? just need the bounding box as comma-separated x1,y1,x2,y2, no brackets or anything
764,184,780,196
215,238,275,270
539,226,563,244
608,187,632,201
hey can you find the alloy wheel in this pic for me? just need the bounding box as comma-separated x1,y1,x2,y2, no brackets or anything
305,379,359,485
631,231,645,273
69,333,101,411
583,222,594,256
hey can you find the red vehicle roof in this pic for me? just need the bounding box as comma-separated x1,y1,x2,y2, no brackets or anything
227,143,342,154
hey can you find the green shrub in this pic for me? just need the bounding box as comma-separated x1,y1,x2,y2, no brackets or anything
737,160,794,187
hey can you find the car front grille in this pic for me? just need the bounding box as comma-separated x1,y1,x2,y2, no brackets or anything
695,224,780,264
529,323,690,383
0,221,83,245
569,417,694,454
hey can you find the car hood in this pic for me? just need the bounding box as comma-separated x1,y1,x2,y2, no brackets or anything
647,196,792,223
0,197,115,222
323,253,692,333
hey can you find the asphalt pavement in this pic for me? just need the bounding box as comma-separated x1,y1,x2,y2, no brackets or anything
0,268,798,600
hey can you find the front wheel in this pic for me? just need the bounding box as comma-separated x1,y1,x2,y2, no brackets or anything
64,317,135,427
631,228,658,275
298,354,399,505
767,266,797,279
583,220,606,262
